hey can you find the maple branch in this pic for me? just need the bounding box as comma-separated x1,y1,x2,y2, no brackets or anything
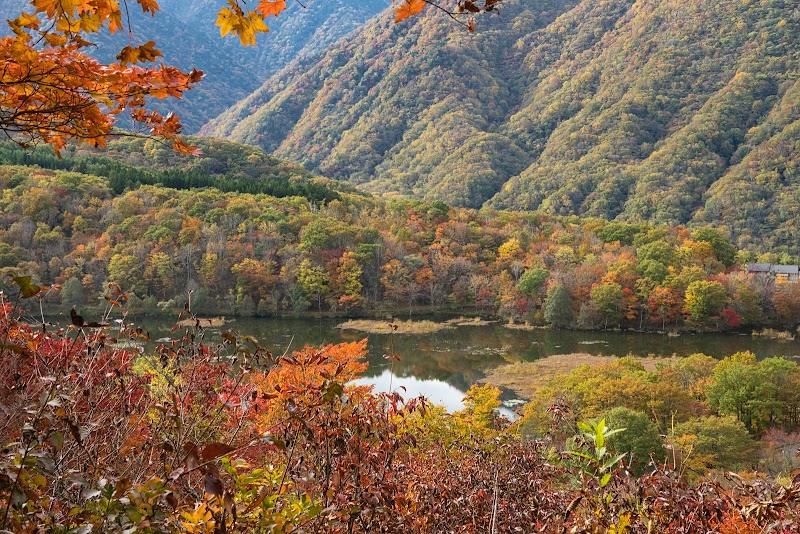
422,0,471,29
123,0,134,40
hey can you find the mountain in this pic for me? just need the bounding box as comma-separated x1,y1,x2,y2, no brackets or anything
202,0,800,254
1,0,390,132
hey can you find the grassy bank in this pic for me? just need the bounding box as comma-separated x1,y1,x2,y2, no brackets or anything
484,353,679,399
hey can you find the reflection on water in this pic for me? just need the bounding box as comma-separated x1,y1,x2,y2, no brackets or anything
350,369,466,412
132,316,800,411
350,369,519,418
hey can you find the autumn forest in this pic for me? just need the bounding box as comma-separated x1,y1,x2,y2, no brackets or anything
2,0,800,532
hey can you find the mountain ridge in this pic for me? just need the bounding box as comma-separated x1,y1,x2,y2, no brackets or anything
202,0,800,253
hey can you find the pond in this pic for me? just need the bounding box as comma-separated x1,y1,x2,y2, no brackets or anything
130,316,800,412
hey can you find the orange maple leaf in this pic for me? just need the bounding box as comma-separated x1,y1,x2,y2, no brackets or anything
394,0,426,22
136,0,160,15
255,0,286,18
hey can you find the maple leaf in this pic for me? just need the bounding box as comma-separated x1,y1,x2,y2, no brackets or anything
216,3,268,46
395,0,426,23
136,0,160,15
239,12,268,46
31,0,63,19
12,13,40,31
78,13,103,33
43,33,68,46
216,6,238,37
74,0,95,15
117,42,162,65
256,0,286,18
107,10,123,33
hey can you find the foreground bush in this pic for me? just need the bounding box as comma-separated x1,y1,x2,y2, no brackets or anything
1,284,800,532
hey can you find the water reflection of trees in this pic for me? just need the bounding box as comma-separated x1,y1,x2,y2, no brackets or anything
135,317,800,384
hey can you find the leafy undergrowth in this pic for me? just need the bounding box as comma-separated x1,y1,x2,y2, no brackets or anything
1,281,799,532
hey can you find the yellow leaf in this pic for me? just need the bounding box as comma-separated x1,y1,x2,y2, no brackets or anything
56,16,83,33
394,0,426,23
79,13,103,33
248,11,268,32
31,0,62,18
215,7,237,37
117,45,139,65
43,33,68,46
74,0,94,14
108,11,123,33
13,13,40,30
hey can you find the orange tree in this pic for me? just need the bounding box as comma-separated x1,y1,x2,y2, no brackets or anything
1,0,501,153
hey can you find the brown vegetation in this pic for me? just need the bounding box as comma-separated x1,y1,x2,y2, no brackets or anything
336,319,452,334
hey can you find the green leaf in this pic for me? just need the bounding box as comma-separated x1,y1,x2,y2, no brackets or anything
605,427,627,438
10,273,42,298
566,451,594,461
601,453,627,472
0,342,31,356
595,419,606,449
321,381,344,404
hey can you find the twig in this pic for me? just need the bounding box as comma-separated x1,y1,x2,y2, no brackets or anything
490,467,500,533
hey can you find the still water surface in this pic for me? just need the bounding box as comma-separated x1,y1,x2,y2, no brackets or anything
134,317,800,411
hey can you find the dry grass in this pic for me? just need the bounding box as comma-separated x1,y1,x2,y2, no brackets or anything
504,323,537,331
176,316,228,327
752,328,795,340
444,316,497,326
484,353,679,399
336,319,452,334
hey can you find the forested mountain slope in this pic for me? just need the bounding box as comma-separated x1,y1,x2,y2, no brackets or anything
202,0,565,206
0,138,353,202
0,0,390,132
203,0,800,253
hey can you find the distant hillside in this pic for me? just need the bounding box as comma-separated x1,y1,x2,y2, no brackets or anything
0,138,354,202
1,0,390,132
203,0,800,254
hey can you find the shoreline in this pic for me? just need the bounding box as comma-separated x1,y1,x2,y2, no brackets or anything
483,353,681,400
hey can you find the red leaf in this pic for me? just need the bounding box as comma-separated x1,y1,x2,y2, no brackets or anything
204,470,224,496
201,442,236,462
183,442,200,471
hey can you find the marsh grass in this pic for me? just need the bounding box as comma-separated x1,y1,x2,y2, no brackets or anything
752,328,795,340
336,319,452,334
445,316,498,326
504,323,538,331
175,316,228,327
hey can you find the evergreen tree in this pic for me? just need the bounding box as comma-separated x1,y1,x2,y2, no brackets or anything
544,284,574,329
60,277,84,308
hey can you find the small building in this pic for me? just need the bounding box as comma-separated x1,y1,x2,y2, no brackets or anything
747,263,800,283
